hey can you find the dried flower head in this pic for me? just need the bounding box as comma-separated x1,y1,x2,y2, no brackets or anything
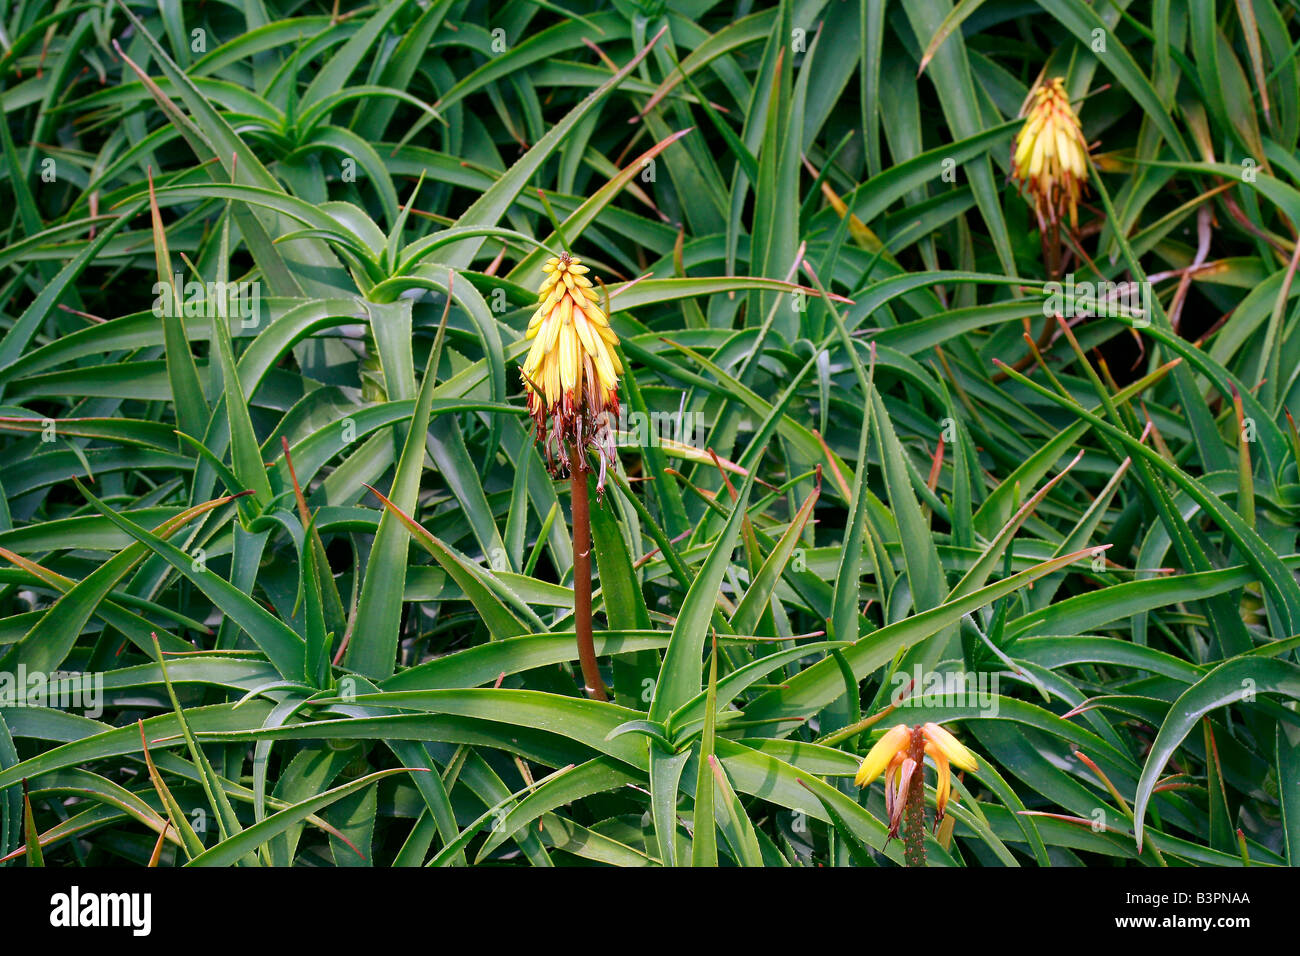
1011,77,1090,230
521,253,623,489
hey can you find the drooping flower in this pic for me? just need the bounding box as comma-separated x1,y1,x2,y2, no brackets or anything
855,722,978,836
1011,77,1090,230
520,253,623,489
854,724,910,789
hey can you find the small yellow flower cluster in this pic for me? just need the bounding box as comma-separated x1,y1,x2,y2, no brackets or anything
1011,77,1090,230
855,722,978,836
521,253,622,486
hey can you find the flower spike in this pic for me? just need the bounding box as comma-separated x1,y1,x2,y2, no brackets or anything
1010,77,1090,231
521,252,622,490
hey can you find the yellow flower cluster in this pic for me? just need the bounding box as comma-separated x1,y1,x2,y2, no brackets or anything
1011,77,1090,230
521,253,622,485
856,722,978,836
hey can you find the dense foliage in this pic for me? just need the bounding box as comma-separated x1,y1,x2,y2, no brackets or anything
1,0,1298,867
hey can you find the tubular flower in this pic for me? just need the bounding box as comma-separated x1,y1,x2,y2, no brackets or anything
854,724,910,788
1011,77,1090,230
856,722,979,837
520,253,623,489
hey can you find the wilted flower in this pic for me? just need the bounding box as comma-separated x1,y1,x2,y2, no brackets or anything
855,722,978,837
521,253,623,489
1011,77,1090,230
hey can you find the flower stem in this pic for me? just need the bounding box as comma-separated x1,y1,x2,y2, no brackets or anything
569,445,607,701
902,725,928,867
1046,217,1063,281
